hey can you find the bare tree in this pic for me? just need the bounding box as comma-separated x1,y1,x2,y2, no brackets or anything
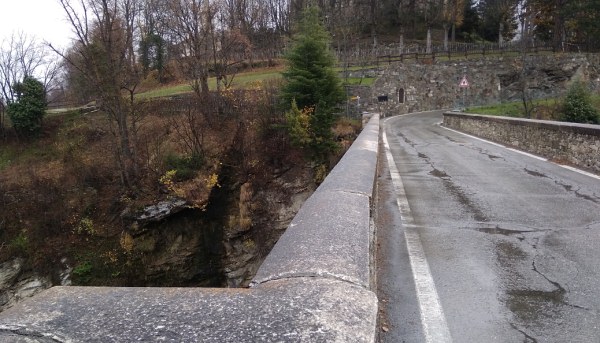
518,0,535,118
0,33,60,133
0,33,60,104
266,0,291,34
53,0,142,188
167,0,216,98
449,0,465,43
138,0,172,82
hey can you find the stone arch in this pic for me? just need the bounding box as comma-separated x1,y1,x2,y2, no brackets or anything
398,88,405,103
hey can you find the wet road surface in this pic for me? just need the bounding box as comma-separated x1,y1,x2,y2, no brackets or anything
376,111,600,342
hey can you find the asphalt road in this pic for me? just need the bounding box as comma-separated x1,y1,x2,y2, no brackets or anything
376,111,600,343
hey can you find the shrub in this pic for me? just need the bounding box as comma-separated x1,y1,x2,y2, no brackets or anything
164,153,204,181
7,76,47,137
9,230,29,254
285,100,312,147
561,81,599,124
285,100,339,162
72,260,93,284
76,217,96,236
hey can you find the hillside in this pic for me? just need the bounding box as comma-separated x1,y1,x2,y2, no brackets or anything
0,77,362,311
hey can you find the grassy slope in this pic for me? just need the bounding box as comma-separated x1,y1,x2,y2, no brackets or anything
465,95,600,119
136,66,377,99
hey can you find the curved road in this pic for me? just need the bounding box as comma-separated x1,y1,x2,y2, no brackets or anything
376,111,600,342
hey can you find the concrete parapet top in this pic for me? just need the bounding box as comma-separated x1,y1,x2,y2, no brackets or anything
444,111,600,136
0,278,377,343
253,115,379,289
318,114,379,198
251,190,371,288
443,111,600,174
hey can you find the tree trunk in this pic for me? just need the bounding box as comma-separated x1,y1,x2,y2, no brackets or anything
451,23,456,43
426,27,432,54
201,75,210,96
399,27,404,55
443,23,449,51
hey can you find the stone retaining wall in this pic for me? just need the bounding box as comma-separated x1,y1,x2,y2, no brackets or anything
443,112,600,174
373,54,600,116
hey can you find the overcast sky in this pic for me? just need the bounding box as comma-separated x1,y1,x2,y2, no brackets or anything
0,0,73,50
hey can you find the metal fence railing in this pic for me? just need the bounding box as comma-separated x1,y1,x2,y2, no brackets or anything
333,40,593,68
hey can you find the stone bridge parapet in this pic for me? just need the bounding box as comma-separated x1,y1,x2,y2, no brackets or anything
0,116,381,343
444,112,600,174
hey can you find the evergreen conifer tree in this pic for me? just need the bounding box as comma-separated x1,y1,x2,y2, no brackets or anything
281,6,345,162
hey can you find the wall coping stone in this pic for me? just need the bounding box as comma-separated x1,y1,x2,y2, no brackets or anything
316,115,379,201
0,115,381,343
443,111,600,174
445,111,600,136
252,114,380,289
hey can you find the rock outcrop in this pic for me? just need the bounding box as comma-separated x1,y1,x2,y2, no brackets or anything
0,258,70,312
117,165,316,288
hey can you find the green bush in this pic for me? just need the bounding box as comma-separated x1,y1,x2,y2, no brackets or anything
9,230,29,254
7,76,47,137
72,260,93,285
284,100,312,147
164,153,204,181
561,81,599,124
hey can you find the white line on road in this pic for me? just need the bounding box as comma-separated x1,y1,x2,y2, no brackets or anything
441,124,600,180
382,125,453,343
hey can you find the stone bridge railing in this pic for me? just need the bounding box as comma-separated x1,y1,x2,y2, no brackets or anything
444,112,600,174
0,115,381,343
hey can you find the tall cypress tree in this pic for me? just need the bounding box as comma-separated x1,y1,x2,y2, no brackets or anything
281,6,345,163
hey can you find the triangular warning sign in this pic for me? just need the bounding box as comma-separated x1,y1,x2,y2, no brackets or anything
459,76,469,88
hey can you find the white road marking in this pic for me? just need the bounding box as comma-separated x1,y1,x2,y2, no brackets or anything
441,124,600,180
505,148,548,161
382,125,453,343
560,165,600,181
441,125,512,149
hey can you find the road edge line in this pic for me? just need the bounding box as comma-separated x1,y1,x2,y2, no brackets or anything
441,124,600,181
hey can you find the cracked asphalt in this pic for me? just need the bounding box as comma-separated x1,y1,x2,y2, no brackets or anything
376,111,600,342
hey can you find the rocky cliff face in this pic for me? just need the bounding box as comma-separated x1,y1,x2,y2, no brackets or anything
372,54,600,115
118,163,316,288
0,258,70,312
0,164,315,312
0,88,356,311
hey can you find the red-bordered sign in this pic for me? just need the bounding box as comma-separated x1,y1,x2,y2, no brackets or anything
459,75,469,88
